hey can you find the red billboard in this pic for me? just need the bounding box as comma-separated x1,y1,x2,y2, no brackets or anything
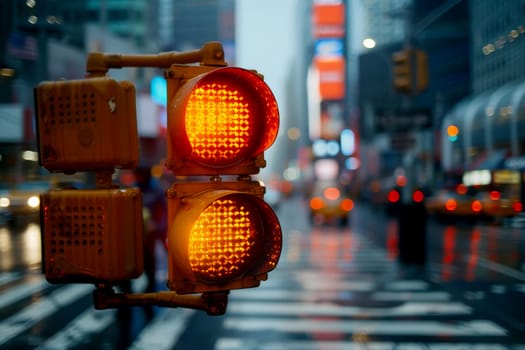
312,2,345,38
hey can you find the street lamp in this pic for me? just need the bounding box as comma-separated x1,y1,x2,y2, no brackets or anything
362,38,376,49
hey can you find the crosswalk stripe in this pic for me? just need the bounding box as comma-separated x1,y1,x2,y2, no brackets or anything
128,308,195,350
0,272,22,287
230,289,452,302
372,291,451,301
223,317,507,336
0,284,93,347
36,308,115,350
227,301,472,317
0,276,48,310
35,276,147,350
215,339,521,350
299,280,376,291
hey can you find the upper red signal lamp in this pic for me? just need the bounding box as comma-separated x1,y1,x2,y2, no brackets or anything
166,67,279,176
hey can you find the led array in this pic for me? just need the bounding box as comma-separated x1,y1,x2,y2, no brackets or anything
185,83,252,165
188,198,257,281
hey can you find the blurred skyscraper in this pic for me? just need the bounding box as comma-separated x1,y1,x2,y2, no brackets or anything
360,0,410,47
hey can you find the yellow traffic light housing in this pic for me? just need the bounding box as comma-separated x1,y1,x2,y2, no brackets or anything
392,50,412,93
35,77,139,172
166,66,279,176
167,181,281,294
34,42,282,315
165,63,282,294
392,48,429,95
41,188,143,283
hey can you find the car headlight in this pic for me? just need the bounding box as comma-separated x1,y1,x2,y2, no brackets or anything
27,196,40,208
0,197,10,208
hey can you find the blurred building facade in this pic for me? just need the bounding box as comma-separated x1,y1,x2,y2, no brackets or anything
356,0,471,191
357,0,525,209
442,1,525,174
0,0,235,184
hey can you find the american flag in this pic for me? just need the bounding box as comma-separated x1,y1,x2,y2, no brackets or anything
7,32,38,60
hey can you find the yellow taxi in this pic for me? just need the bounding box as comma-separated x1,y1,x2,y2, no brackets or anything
425,185,483,219
309,181,354,226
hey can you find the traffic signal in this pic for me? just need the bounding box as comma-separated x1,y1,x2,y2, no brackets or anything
165,66,279,176
40,188,143,283
164,65,282,294
392,50,411,93
447,124,459,141
392,48,428,95
34,77,143,284
34,77,139,172
33,42,282,313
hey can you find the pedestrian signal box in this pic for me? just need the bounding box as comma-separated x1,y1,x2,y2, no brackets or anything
41,188,143,283
34,42,282,315
35,77,139,173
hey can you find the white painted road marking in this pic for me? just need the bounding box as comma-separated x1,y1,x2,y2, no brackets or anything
0,284,93,347
223,318,507,336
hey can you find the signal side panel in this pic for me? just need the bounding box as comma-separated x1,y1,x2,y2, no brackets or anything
41,188,144,283
35,78,139,172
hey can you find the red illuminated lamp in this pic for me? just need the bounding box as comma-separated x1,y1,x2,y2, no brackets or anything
471,200,483,213
456,184,467,195
341,198,354,212
310,197,325,210
445,198,457,211
167,67,279,176
168,188,281,294
412,190,424,203
388,189,400,203
396,175,407,187
489,191,501,201
324,187,340,201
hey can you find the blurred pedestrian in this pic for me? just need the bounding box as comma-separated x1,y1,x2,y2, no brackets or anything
134,166,167,294
129,166,168,323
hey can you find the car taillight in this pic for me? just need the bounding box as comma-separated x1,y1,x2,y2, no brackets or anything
445,198,457,211
388,189,400,203
513,202,523,213
324,187,340,201
341,198,354,212
489,191,500,201
456,184,467,195
472,200,482,213
310,197,325,210
412,190,424,203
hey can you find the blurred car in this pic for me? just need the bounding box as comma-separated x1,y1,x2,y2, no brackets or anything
384,187,427,216
309,181,354,226
0,181,49,224
479,190,523,220
425,187,483,220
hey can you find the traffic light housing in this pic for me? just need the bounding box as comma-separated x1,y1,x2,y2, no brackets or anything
392,48,428,95
167,181,281,294
34,76,144,284
392,50,411,93
34,42,282,313
164,64,282,294
34,77,139,173
41,188,143,283
447,124,459,141
165,66,279,176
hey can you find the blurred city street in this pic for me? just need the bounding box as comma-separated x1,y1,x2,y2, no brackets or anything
2,1,525,349
1,195,525,349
